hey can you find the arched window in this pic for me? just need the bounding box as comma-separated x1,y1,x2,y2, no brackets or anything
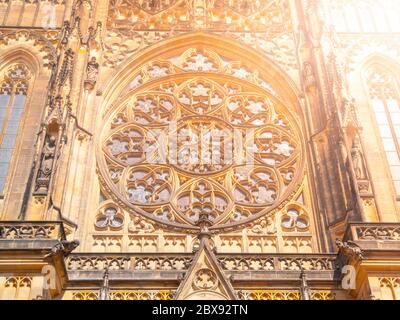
322,0,400,32
365,65,400,195
0,64,31,194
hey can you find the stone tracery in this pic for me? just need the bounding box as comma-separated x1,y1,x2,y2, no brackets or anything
0,0,399,302
97,48,304,231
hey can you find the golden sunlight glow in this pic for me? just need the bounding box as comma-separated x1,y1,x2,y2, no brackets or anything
323,0,400,32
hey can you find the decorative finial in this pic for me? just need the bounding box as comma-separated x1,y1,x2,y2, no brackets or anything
196,210,213,241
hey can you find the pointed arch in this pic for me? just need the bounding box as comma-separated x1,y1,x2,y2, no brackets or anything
0,49,40,76
0,62,33,194
0,47,51,219
361,53,400,76
98,32,304,119
361,55,400,197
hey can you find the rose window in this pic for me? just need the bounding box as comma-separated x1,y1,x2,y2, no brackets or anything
98,72,304,231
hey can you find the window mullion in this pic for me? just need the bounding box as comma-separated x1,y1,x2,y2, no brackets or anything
0,85,15,147
383,98,400,157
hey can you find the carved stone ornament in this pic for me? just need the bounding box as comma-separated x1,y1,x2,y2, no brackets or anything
44,239,80,258
35,135,57,194
97,47,305,232
335,238,363,261
193,268,218,290
128,215,156,233
84,56,99,91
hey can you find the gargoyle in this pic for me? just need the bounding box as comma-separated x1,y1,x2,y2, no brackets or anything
336,238,363,261
44,239,80,258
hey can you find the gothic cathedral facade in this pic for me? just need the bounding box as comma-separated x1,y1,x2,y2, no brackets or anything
0,0,400,300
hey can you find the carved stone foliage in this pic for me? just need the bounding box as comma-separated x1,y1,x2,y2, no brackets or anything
219,256,275,271
278,257,334,271
109,290,173,300
103,1,297,74
128,214,156,233
239,290,336,300
70,289,335,300
0,63,31,95
335,34,400,72
239,290,300,300
223,32,298,73
71,290,173,300
66,254,192,271
98,48,304,232
108,47,279,103
0,29,58,69
0,0,66,2
193,268,218,290
218,255,336,271
107,0,290,32
66,253,337,272
0,222,64,240
354,224,400,241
